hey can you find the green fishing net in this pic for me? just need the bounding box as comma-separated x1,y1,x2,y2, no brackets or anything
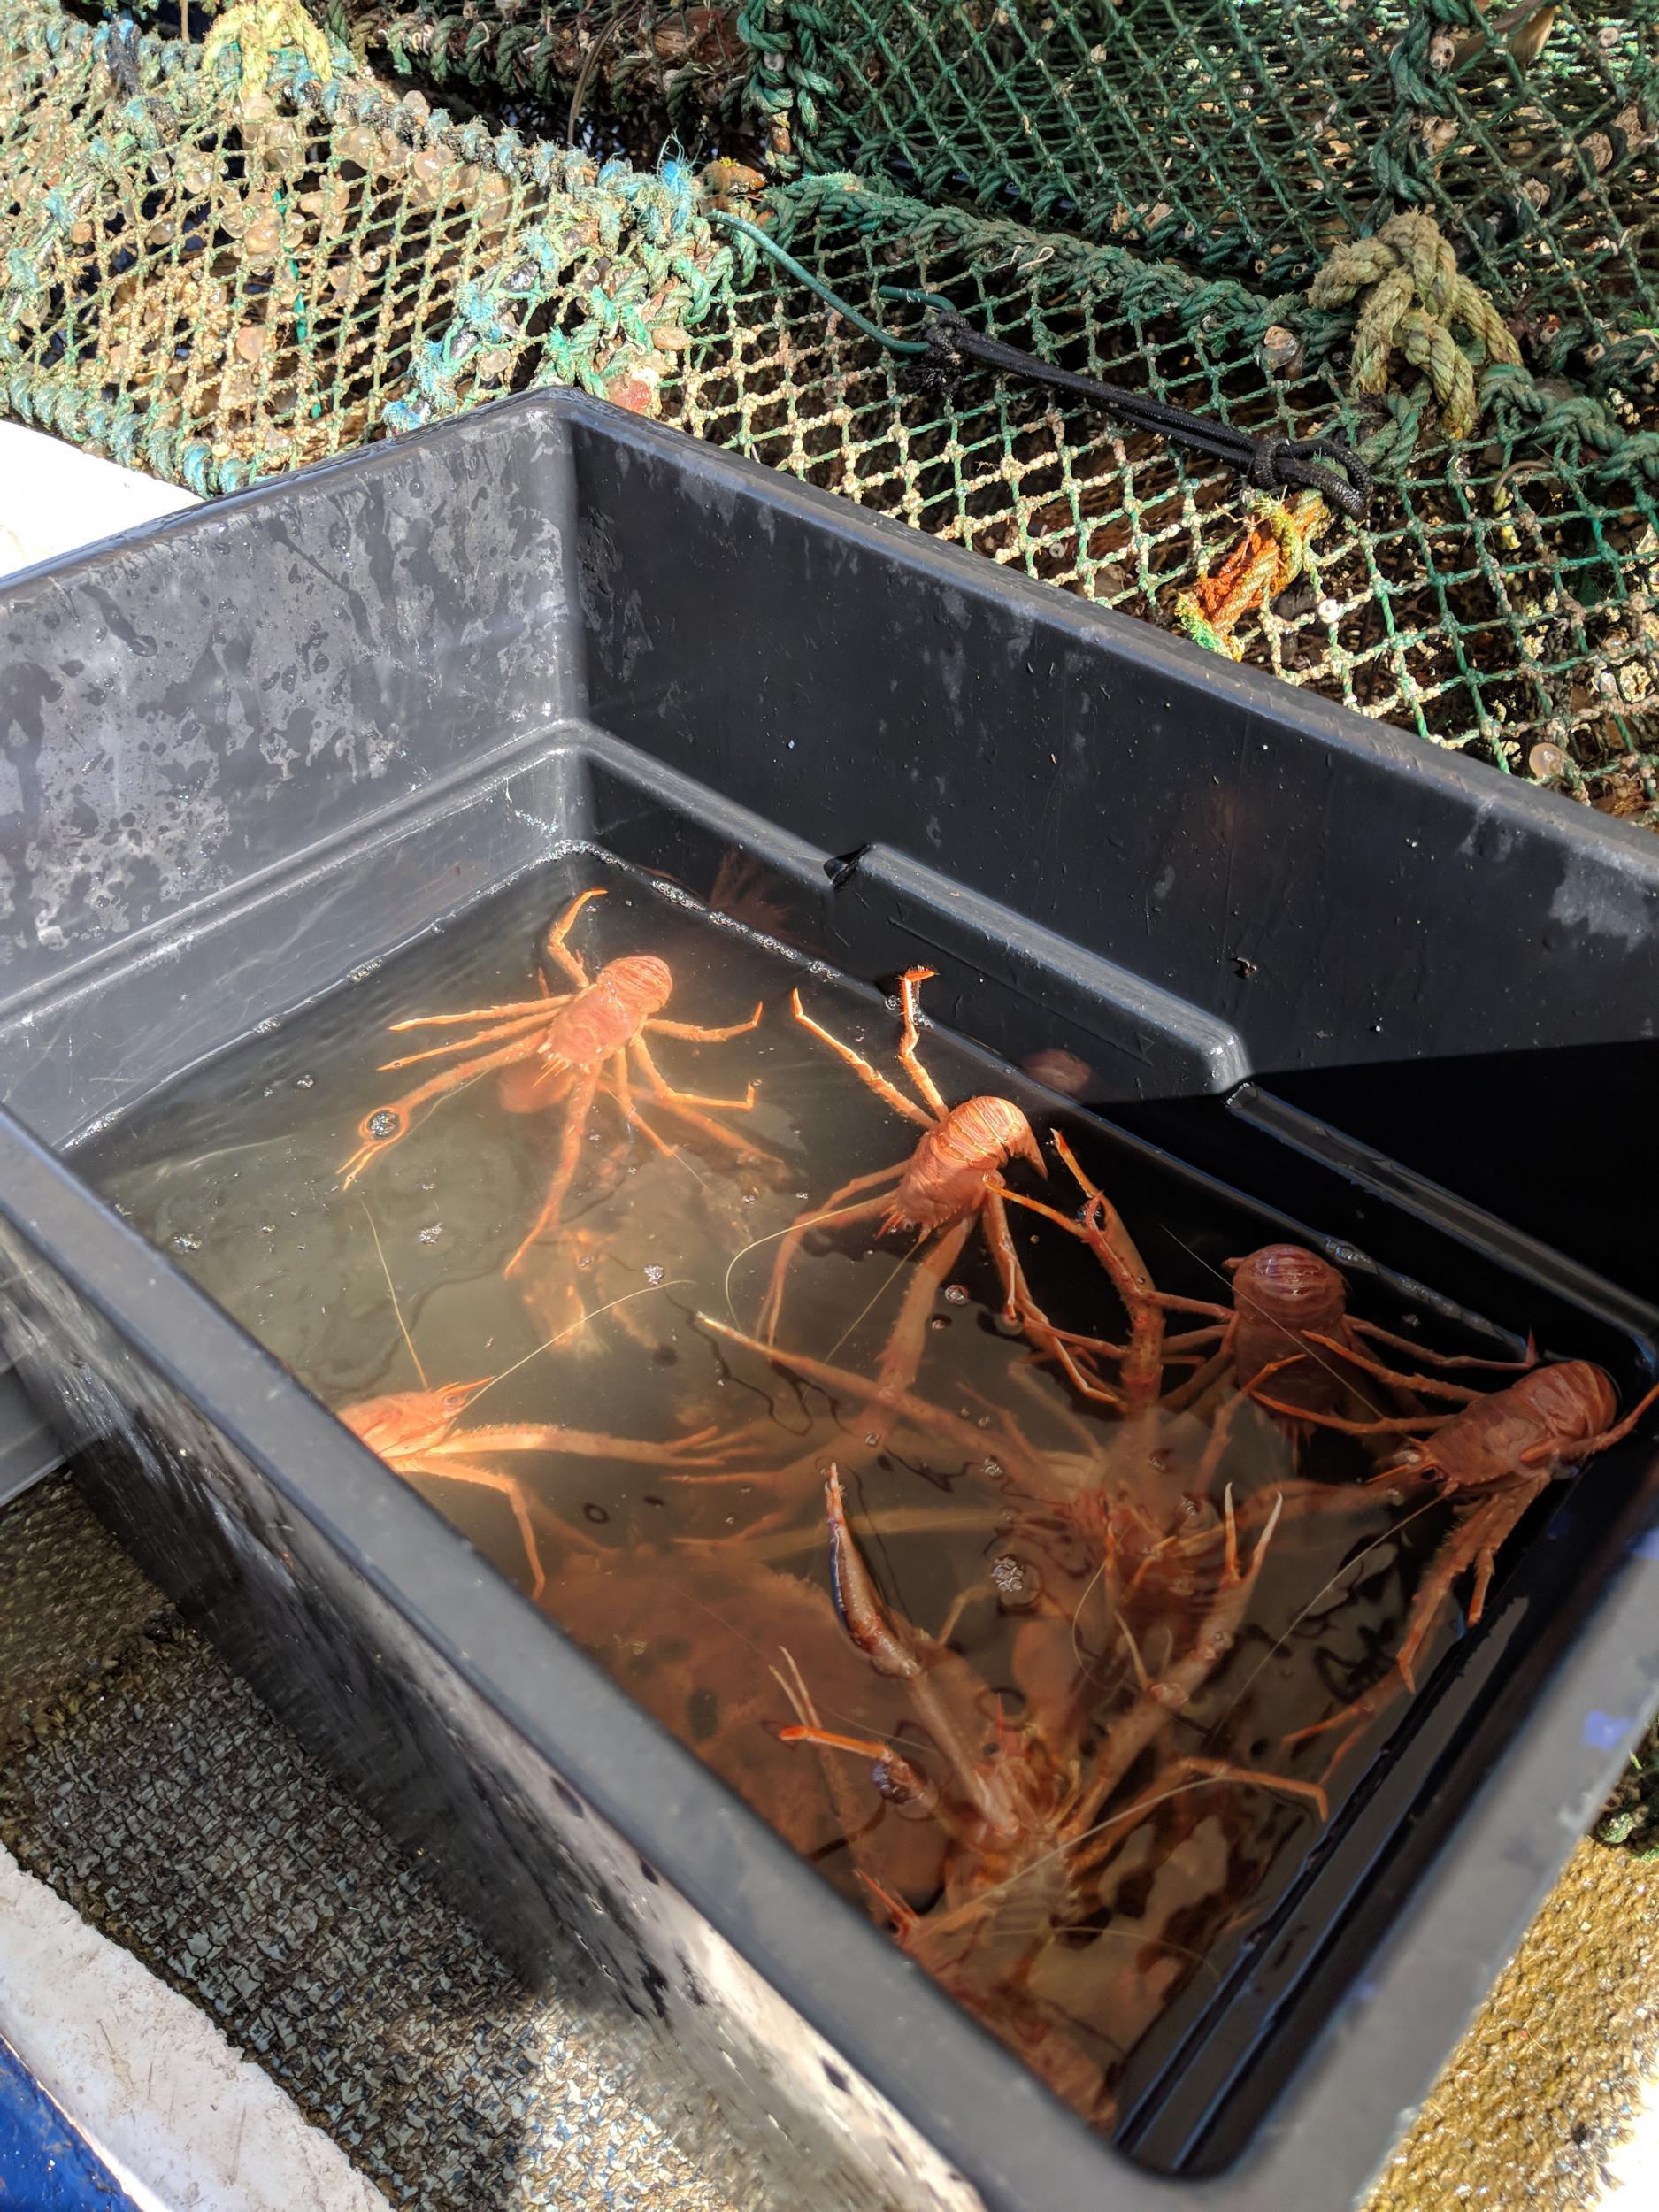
664,172,1659,811
741,2,1658,363
0,4,728,491
363,3,749,153
1,0,1655,815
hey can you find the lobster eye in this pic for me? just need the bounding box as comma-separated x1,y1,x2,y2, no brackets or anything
362,1106,403,1142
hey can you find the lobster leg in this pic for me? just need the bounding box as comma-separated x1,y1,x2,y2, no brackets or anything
770,1653,918,1866
647,1007,764,1041
788,988,935,1129
1075,1754,1328,1871
341,1032,564,1185
1246,1353,1455,1439
821,1468,1018,1842
1076,1485,1285,1832
999,1167,1166,1410
697,1316,1056,1500
986,1191,1126,1409
541,887,604,987
774,1724,942,1825
1348,1317,1538,1371
378,1006,560,1066
1283,1479,1546,1770
757,1172,903,1343
393,1452,561,1599
864,1219,974,1451
893,967,950,1117
1302,1332,1487,1404
387,995,556,1030
422,1421,734,1466
1158,1346,1235,1416
1051,1131,1157,1302
504,1069,599,1275
1162,1327,1230,1354
632,1060,758,1114
628,1037,773,1162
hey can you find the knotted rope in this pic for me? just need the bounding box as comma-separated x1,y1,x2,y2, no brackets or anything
1309,212,1520,439
1175,493,1329,659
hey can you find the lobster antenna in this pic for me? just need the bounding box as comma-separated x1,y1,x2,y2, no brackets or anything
720,1193,900,1320
823,1232,928,1366
465,1279,695,1414
360,1202,428,1392
1069,1555,1109,1675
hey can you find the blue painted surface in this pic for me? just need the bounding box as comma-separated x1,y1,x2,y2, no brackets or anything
1583,1709,1636,1752
0,2038,136,2209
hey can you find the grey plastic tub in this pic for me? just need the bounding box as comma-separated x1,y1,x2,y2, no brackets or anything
0,388,1656,2212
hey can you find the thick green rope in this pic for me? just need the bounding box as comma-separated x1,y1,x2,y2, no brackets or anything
1310,212,1521,440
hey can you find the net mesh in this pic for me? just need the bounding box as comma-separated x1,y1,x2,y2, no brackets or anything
664,173,1659,812
362,3,749,155
0,5,729,493
742,0,1659,369
1,0,1656,814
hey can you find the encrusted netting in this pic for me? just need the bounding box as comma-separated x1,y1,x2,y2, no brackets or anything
2,1,1656,814
361,2,749,155
664,173,1659,812
0,4,727,492
744,1,1659,374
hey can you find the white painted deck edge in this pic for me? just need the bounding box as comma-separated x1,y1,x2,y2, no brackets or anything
0,422,198,581
0,1846,391,2212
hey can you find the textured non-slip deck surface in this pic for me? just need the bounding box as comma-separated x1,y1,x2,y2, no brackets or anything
0,1478,772,2212
2,1472,1655,2212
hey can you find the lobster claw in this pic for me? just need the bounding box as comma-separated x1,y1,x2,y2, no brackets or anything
824,1467,927,1682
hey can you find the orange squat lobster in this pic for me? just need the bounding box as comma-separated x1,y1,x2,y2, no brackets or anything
755,967,1108,1432
774,1468,1324,2108
341,1372,728,1601
1158,1244,1533,1419
1260,1356,1659,1767
340,889,768,1271
1024,1229,1530,1427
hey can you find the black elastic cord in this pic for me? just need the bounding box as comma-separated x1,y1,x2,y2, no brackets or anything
709,219,1372,523
913,311,1373,522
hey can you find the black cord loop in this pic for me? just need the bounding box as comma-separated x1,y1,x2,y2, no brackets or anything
917,310,1372,522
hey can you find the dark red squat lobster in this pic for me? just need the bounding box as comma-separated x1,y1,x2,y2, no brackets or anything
1259,1356,1659,1763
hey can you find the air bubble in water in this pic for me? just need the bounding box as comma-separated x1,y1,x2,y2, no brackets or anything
418,1225,442,1246
172,1232,203,1253
864,1432,880,1448
980,1457,1003,1480
643,1263,666,1285
293,1072,315,1090
928,1314,949,1332
943,1284,968,1305
990,1552,1033,1607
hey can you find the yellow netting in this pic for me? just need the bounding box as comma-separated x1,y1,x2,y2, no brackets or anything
0,5,728,491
